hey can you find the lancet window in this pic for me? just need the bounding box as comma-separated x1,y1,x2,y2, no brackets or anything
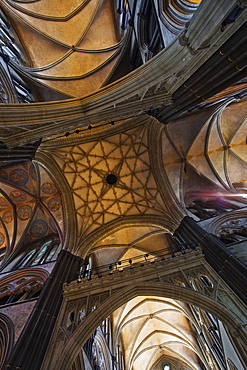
14,240,59,270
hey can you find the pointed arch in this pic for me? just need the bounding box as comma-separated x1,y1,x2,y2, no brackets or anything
0,313,14,369
51,283,247,370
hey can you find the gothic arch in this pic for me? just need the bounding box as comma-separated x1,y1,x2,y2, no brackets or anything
148,119,185,223
206,209,247,237
0,313,14,369
51,283,247,370
152,354,193,370
78,215,178,257
91,329,112,370
34,151,77,253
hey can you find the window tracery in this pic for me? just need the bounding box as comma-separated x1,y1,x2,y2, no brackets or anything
14,240,59,270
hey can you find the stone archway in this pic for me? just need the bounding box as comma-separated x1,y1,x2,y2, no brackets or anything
44,276,247,370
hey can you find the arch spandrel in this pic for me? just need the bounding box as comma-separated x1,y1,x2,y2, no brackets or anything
42,250,247,370
48,284,247,370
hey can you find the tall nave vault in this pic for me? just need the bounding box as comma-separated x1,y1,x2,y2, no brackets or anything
0,0,247,369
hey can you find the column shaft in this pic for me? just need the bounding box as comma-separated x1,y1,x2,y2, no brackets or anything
174,217,247,305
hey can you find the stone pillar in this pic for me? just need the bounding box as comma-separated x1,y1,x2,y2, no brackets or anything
5,250,84,370
174,216,247,305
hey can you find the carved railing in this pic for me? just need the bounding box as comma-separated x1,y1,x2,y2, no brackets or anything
79,243,192,281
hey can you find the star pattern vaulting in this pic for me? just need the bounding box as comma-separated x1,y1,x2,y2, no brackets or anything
51,125,166,238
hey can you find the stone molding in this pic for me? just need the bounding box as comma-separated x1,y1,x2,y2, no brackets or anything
206,208,247,237
34,151,78,253
148,118,185,224
1,1,247,147
0,60,18,104
41,250,247,370
39,113,149,149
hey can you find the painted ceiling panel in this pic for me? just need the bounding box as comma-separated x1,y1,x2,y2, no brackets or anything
0,162,63,263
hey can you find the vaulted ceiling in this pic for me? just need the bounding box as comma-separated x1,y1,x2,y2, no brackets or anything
112,296,204,370
0,1,246,369
0,162,63,263
1,0,129,98
162,97,247,213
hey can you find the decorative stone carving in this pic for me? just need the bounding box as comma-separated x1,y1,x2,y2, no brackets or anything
206,211,247,240
42,246,247,370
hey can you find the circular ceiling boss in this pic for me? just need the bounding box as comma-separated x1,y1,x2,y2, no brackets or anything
105,173,118,186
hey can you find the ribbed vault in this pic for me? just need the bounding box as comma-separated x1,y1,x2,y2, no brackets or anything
112,296,204,370
0,162,63,266
90,227,175,267
1,0,129,97
161,97,247,216
40,116,179,251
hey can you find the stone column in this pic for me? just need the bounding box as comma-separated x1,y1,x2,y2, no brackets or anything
5,250,84,370
174,216,247,305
